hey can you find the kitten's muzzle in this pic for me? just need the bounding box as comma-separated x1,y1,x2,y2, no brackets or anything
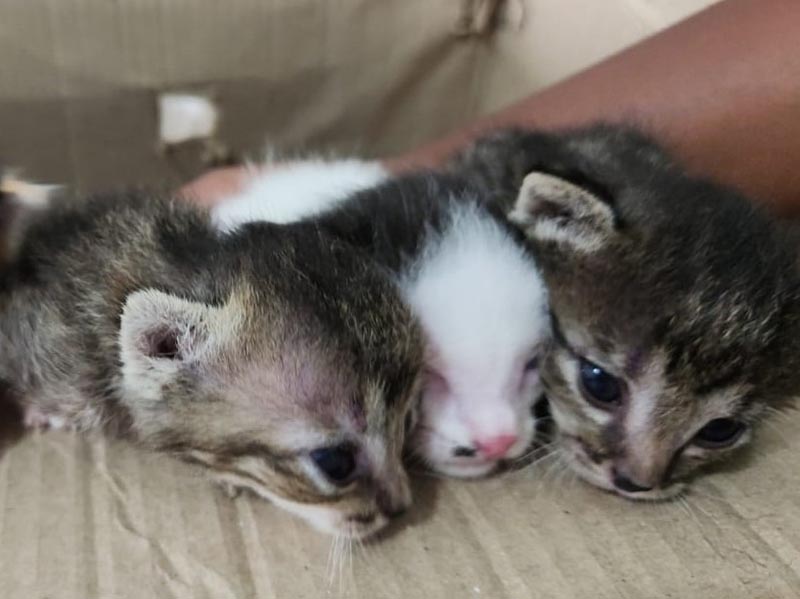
563,434,685,500
608,460,685,501
376,488,409,519
347,512,377,525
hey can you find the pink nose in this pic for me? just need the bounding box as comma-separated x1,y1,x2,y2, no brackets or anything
474,435,518,460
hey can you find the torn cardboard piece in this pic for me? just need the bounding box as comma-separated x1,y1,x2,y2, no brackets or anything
158,93,219,147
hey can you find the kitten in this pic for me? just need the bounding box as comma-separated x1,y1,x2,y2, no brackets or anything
0,189,423,538
213,159,549,478
451,124,800,499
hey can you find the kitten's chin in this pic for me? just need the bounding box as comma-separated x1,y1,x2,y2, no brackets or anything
264,493,388,539
292,505,388,540
614,483,685,502
432,460,498,479
560,439,686,502
216,477,387,539
270,495,389,539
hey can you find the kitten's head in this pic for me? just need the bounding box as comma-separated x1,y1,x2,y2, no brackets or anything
405,201,548,477
504,125,800,500
118,233,423,538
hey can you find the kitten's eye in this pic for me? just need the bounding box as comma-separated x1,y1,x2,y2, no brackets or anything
579,358,622,408
310,444,357,484
524,356,539,371
693,418,746,449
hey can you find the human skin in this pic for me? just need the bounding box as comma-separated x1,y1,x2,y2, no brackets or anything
182,0,800,214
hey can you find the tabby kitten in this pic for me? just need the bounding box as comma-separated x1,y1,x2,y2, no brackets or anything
0,189,423,537
452,124,800,499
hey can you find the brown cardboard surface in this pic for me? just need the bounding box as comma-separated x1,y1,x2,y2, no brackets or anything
1,396,799,599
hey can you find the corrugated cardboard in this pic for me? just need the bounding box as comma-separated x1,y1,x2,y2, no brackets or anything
8,1,796,598
1,397,798,598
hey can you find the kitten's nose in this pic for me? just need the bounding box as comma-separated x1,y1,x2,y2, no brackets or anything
376,488,409,519
475,435,518,460
612,468,654,494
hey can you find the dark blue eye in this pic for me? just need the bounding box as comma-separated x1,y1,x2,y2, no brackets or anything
579,358,622,407
524,356,539,371
310,445,357,484
694,418,745,448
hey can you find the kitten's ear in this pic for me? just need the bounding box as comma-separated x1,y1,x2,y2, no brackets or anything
509,172,616,252
119,290,221,387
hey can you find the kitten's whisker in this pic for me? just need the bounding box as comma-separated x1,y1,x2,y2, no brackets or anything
517,451,562,483
554,455,571,491
528,448,561,469
354,534,376,572
677,496,703,532
761,406,797,421
513,442,554,464
339,535,346,586
686,496,717,522
541,452,562,483
325,534,334,582
541,450,570,494
759,419,792,445
688,486,728,504
344,536,354,593
334,534,346,594
326,534,340,589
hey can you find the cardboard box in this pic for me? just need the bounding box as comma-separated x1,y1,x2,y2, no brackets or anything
0,0,718,192
9,2,795,598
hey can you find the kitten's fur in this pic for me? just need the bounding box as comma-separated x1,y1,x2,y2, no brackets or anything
213,159,388,229
0,190,423,538
213,163,548,478
451,124,800,499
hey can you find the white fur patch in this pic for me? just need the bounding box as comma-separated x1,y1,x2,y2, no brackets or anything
405,201,548,475
211,159,388,232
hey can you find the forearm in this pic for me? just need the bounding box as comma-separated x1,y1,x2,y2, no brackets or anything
386,0,800,214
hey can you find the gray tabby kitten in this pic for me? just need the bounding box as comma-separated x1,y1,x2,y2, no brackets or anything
0,189,423,538
451,124,800,500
